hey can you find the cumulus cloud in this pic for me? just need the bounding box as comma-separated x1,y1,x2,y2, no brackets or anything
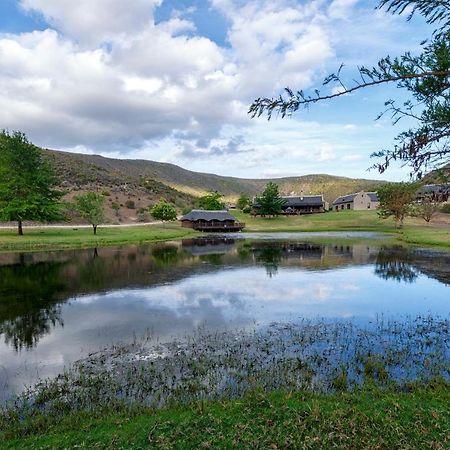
0,0,421,179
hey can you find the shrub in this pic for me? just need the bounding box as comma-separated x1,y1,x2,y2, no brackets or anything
440,203,450,214
125,200,135,209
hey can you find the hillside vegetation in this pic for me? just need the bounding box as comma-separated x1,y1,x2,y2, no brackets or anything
43,149,386,207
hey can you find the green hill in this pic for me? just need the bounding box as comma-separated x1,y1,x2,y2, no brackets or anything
43,149,386,206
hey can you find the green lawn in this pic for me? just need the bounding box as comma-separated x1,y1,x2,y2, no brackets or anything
233,210,450,248
2,383,449,449
0,224,197,252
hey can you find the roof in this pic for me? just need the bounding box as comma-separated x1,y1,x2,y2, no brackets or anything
332,191,379,205
180,209,238,222
418,183,450,194
253,195,324,208
283,195,324,207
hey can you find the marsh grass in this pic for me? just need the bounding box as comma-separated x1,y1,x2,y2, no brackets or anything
2,315,448,429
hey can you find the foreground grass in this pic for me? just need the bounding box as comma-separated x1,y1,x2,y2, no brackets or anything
234,210,450,248
2,383,449,449
0,224,197,252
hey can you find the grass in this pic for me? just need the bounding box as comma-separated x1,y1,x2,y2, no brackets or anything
1,211,449,251
233,210,450,248
0,224,197,252
2,382,449,449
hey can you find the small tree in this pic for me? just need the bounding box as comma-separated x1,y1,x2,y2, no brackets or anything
255,182,286,217
236,194,251,210
410,198,439,223
73,192,105,235
150,200,177,223
0,131,64,235
377,182,419,227
197,191,225,210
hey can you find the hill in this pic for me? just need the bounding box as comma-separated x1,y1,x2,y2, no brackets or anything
43,149,386,214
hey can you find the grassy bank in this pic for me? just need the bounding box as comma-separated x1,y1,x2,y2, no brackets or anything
2,382,449,449
0,224,197,252
234,210,450,248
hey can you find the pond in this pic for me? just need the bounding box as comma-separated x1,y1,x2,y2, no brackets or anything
0,233,449,403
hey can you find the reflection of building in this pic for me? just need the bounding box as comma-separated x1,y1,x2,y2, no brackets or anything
182,238,236,255
332,191,379,211
252,195,326,215
180,210,245,232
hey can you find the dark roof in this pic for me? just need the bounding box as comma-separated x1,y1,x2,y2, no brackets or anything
283,196,324,207
180,210,238,222
253,195,324,208
418,183,450,195
332,192,379,205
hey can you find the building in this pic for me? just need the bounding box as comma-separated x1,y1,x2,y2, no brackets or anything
252,195,327,215
416,183,450,203
332,191,379,211
180,210,245,232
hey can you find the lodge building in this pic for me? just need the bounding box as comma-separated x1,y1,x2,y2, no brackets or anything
180,210,245,232
252,195,327,215
332,191,379,211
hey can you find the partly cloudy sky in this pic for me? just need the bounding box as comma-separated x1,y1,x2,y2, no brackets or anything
0,0,432,180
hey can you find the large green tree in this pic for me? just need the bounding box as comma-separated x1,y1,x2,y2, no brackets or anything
249,0,450,178
0,131,63,235
255,182,286,216
73,192,105,235
197,191,225,210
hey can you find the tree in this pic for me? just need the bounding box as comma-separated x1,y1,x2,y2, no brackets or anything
236,194,251,210
249,0,450,178
197,191,225,210
73,192,105,235
255,182,286,216
377,182,419,226
0,131,63,235
150,200,177,223
410,197,440,222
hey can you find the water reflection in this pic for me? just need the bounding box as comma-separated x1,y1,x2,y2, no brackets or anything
0,236,449,401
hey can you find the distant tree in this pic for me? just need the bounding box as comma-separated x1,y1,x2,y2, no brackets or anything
197,191,225,210
236,194,251,210
73,192,105,235
0,131,64,235
410,198,439,222
377,182,420,227
150,200,177,223
255,182,286,216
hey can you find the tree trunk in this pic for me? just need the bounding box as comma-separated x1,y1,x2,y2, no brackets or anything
93,224,97,235
18,220,23,236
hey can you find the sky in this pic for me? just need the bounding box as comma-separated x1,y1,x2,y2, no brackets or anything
0,0,434,181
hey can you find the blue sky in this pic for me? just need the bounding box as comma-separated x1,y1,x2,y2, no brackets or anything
0,0,434,181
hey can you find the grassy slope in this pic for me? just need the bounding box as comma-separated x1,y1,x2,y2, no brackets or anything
43,149,385,202
2,384,449,449
0,224,197,252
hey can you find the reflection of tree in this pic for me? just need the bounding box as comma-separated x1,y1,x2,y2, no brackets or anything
152,246,180,267
200,254,224,265
374,249,418,283
0,262,67,351
255,247,283,278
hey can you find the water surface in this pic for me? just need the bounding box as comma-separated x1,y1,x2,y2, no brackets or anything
0,233,449,402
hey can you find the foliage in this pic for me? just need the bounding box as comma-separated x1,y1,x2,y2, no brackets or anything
441,203,450,213
150,200,177,222
197,191,225,210
125,200,135,209
255,182,286,216
73,192,105,235
377,182,419,226
242,205,252,214
409,198,440,222
111,202,120,215
249,0,450,177
236,194,251,210
0,131,63,235
136,207,149,222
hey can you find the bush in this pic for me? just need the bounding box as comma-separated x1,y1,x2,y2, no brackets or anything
136,207,149,222
182,207,192,215
242,206,251,214
101,190,111,196
440,203,450,214
125,200,135,209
